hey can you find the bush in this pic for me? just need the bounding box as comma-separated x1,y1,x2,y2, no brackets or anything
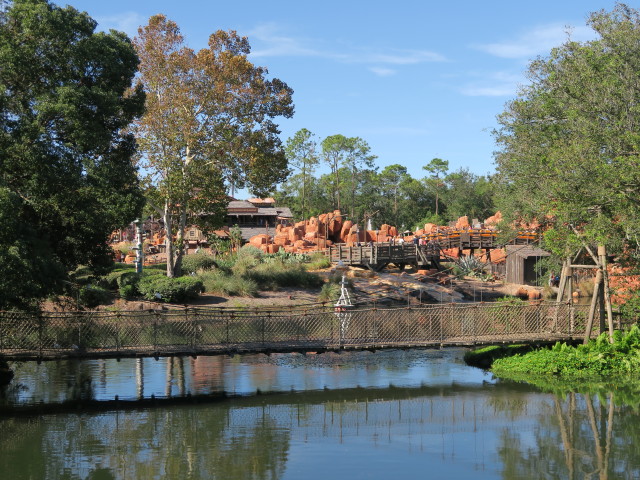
492,326,640,378
454,256,485,277
305,252,331,270
118,284,138,300
102,268,134,289
231,254,260,277
199,271,258,297
78,284,111,308
237,245,264,260
137,275,204,303
244,262,324,290
318,283,341,302
181,253,219,275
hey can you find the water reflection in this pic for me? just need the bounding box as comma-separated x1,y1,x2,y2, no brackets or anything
1,387,639,479
1,350,640,479
1,349,489,406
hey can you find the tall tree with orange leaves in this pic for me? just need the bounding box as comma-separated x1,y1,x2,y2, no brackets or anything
134,15,294,277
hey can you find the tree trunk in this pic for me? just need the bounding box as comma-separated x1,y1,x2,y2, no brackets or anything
164,200,175,278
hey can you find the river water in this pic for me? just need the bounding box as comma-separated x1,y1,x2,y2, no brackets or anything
1,349,639,479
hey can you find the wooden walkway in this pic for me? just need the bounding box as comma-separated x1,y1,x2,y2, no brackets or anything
328,230,538,271
0,302,589,361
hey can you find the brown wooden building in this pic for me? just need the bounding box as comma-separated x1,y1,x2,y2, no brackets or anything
505,245,550,285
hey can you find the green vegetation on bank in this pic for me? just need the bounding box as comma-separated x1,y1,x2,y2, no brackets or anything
463,344,534,369
63,245,329,307
489,326,640,378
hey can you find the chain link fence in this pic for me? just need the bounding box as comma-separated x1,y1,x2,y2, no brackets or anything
0,302,591,359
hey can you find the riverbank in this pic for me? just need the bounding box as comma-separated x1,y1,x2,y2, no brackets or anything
52,265,535,312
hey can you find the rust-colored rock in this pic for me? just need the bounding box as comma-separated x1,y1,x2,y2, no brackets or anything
455,216,470,229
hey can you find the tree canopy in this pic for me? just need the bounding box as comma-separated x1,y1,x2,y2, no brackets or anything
133,15,294,277
0,0,145,309
494,3,640,259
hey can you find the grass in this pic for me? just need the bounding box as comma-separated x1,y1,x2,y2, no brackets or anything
198,271,259,297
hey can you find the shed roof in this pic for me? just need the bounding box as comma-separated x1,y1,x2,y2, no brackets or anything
505,245,550,259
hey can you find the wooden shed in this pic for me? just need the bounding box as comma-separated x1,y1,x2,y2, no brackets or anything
505,245,550,285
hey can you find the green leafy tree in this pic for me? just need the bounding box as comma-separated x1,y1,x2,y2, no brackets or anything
442,169,495,222
320,134,376,217
378,164,410,227
423,158,449,217
284,128,319,221
494,3,640,258
0,0,145,309
133,15,294,277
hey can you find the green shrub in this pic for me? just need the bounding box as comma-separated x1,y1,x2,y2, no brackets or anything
263,249,309,265
245,262,324,290
305,252,331,270
621,290,640,321
118,284,138,300
455,256,485,277
137,275,204,303
231,255,260,277
237,245,264,260
102,269,134,289
79,285,111,308
199,271,259,297
318,282,341,302
181,253,219,274
492,326,640,378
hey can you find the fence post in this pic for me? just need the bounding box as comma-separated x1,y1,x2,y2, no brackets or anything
154,310,159,352
116,311,121,353
38,312,44,358
188,307,195,350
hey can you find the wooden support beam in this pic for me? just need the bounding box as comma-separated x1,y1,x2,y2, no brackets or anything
583,269,603,344
598,245,615,343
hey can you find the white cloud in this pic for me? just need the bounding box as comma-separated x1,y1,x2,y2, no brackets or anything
95,12,147,38
474,23,595,59
460,71,523,97
369,67,396,77
248,23,330,58
249,23,446,74
367,50,446,65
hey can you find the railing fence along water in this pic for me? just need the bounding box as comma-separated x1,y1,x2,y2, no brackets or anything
0,302,591,360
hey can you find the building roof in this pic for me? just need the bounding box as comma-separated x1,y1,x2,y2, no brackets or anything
505,245,550,259
226,201,292,218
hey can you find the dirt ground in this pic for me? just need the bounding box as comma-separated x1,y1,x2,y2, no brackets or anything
52,265,540,312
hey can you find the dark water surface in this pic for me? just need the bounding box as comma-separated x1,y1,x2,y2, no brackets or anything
1,349,639,479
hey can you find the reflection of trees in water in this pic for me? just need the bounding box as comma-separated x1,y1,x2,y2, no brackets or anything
0,404,290,480
498,392,640,479
4,384,640,479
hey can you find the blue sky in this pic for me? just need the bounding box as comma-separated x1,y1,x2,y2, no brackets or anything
56,0,617,183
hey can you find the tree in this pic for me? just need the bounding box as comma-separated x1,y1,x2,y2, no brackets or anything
320,134,376,218
284,128,319,221
0,0,145,309
423,158,449,216
441,169,495,222
494,3,640,260
378,164,409,227
133,16,294,277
